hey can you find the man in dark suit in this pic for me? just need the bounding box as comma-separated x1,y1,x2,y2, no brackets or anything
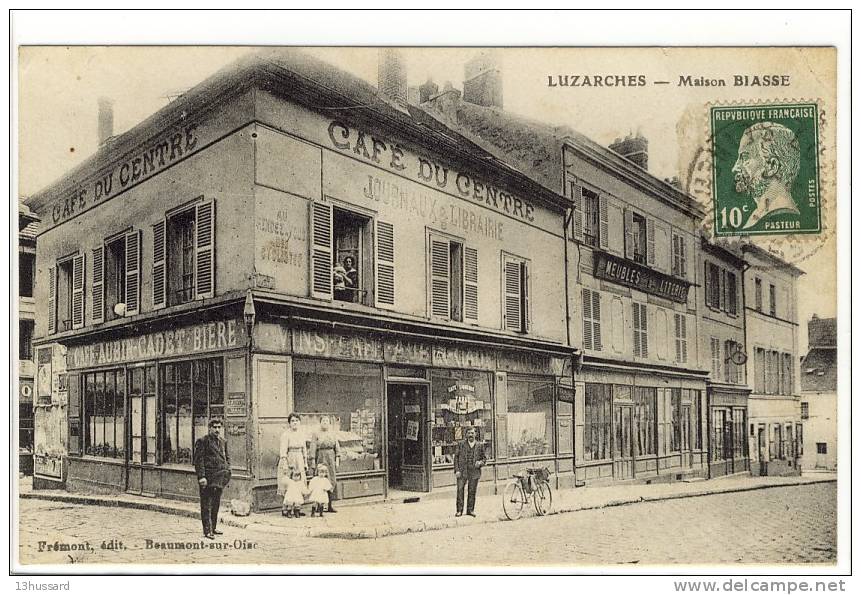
193,418,231,539
454,427,486,517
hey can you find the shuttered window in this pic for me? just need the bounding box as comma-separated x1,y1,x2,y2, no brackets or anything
91,246,104,324
674,313,687,364
672,232,687,278
311,201,334,300
582,288,602,351
125,230,141,316
152,220,166,309
429,235,451,319
463,246,479,322
632,302,648,358
711,337,721,378
48,266,56,334
195,200,215,300
375,220,395,308
428,231,477,323
570,182,583,243
503,254,529,333
71,254,85,329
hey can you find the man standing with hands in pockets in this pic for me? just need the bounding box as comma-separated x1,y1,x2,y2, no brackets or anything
194,418,232,539
454,426,486,517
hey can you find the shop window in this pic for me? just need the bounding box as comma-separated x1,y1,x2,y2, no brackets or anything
582,288,602,351
431,370,493,466
691,390,703,450
506,377,553,457
19,320,34,361
82,369,126,459
502,254,530,333
783,422,793,460
154,200,215,309
161,358,223,465
19,252,34,298
632,302,648,358
674,313,688,364
583,383,612,461
796,424,803,457
582,188,600,247
816,442,827,455
671,232,687,278
755,278,763,312
633,387,657,456
130,365,157,464
712,409,726,462
293,359,382,474
733,408,746,459
669,388,682,453
428,232,479,322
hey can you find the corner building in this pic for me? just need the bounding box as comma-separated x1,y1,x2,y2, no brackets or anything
27,50,575,509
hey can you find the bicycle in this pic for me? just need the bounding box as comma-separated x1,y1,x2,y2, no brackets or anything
502,466,553,520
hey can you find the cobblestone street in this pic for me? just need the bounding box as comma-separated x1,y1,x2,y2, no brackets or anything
17,483,836,568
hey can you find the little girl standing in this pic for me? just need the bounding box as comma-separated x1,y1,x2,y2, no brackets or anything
281,467,308,518
307,464,333,517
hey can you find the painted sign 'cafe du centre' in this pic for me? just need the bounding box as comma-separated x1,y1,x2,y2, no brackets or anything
27,50,578,510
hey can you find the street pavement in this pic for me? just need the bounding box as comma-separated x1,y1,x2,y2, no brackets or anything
17,482,836,567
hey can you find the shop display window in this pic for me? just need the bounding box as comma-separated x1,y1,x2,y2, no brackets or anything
430,370,493,466
82,368,125,458
161,358,223,465
584,383,612,461
633,387,657,456
507,377,553,457
293,359,382,473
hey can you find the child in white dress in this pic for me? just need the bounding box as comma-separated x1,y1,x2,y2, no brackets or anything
281,468,308,518
308,464,334,517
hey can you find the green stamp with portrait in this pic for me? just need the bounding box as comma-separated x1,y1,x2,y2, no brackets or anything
710,103,821,236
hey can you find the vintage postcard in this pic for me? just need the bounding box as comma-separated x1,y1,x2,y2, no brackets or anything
14,28,843,576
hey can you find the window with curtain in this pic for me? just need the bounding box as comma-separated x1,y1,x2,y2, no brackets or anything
633,387,656,456
161,358,223,465
507,377,553,457
83,369,125,458
669,388,682,453
583,383,612,461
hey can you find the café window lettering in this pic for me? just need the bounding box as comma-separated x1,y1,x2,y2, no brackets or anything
428,231,479,323
153,200,215,309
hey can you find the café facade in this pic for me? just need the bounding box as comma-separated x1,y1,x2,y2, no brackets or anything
27,49,577,510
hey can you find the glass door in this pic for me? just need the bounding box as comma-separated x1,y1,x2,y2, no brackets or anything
613,404,634,480
386,382,430,492
126,365,157,494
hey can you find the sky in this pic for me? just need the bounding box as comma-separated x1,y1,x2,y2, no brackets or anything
17,46,836,353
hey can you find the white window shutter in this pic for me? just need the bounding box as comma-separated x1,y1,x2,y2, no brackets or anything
463,246,479,322
71,253,85,329
598,195,609,249
571,184,584,243
375,220,395,308
48,266,56,334
522,261,530,332
646,218,656,266
641,304,649,358
429,235,451,319
681,316,687,363
152,220,167,309
310,201,333,300
582,289,593,351
195,200,215,300
91,246,104,324
624,209,634,260
632,302,640,357
125,230,141,316
679,235,688,279
592,289,602,351
503,257,522,332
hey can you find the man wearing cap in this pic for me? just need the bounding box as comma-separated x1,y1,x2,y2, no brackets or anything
193,418,232,539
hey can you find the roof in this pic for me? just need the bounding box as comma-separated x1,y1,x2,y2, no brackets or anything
19,219,39,242
800,347,837,392
421,90,706,220
700,233,746,268
740,242,805,276
27,48,568,217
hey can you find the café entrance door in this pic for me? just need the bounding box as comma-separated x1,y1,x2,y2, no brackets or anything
386,382,431,492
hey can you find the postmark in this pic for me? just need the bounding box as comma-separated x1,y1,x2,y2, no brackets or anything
710,103,821,236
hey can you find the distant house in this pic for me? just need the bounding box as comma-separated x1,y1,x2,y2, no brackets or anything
800,315,837,471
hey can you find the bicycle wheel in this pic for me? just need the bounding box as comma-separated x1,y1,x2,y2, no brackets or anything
502,481,527,520
533,481,553,516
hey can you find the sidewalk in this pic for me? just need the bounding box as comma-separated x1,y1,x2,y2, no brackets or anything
19,472,835,540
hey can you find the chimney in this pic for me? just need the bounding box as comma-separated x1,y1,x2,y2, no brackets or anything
609,132,649,170
808,315,836,348
463,51,503,109
98,97,114,146
418,78,439,104
377,48,407,105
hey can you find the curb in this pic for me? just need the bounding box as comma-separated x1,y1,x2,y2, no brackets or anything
20,477,835,540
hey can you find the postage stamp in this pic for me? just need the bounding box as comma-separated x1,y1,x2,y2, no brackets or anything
710,103,821,236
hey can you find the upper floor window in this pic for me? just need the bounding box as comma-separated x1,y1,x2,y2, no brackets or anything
724,340,744,384
674,313,688,364
769,283,777,317
710,337,721,379
502,254,530,333
671,233,687,278
755,277,763,312
582,288,602,351
632,302,648,358
704,261,738,315
801,402,809,419
49,253,84,333
92,230,141,323
428,231,478,323
19,319,34,360
582,188,600,247
153,200,215,310
310,200,393,309
630,212,648,265
19,252,35,298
